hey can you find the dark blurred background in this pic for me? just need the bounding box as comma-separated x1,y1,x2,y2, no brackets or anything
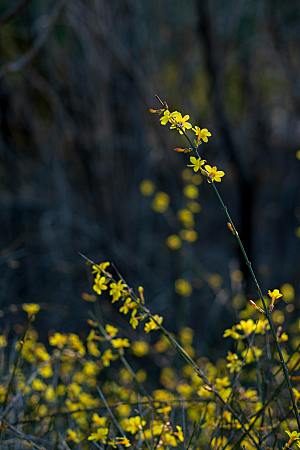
1,0,300,348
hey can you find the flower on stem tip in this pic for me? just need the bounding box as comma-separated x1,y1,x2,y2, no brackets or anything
22,303,40,318
268,288,283,312
160,109,192,134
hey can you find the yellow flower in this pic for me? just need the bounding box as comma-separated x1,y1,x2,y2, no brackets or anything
140,179,155,196
169,112,193,134
38,363,53,378
187,156,206,173
0,335,7,348
132,340,149,357
111,338,130,349
187,201,201,213
105,324,118,337
122,416,146,434
152,192,170,213
166,234,182,250
109,280,127,302
88,427,109,442
204,164,225,182
279,332,288,342
32,378,46,391
44,386,55,402
268,289,283,302
88,341,101,357
179,327,194,345
160,109,172,125
177,208,194,228
144,315,163,333
0,385,6,403
175,425,184,442
49,332,67,348
66,429,82,443
236,319,256,336
193,126,212,143
175,278,192,297
268,288,283,311
22,303,40,317
180,229,198,242
280,283,294,302
109,437,131,448
68,333,85,356
92,414,107,427
119,298,136,314
268,289,282,301
242,346,262,364
92,261,110,274
183,184,199,199
83,361,99,376
129,309,139,329
93,274,108,295
226,352,243,373
102,349,115,367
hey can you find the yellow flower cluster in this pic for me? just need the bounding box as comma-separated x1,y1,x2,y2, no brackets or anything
150,102,225,183
90,262,164,334
0,270,297,450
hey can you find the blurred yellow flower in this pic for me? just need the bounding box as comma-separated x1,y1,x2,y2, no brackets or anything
180,229,198,242
175,279,192,297
280,283,294,302
166,234,182,250
187,201,201,213
177,208,194,228
183,184,199,199
179,327,194,345
22,303,40,317
140,179,155,196
111,338,130,349
131,340,149,357
105,324,118,337
88,427,109,442
49,332,67,348
152,191,170,213
0,335,7,348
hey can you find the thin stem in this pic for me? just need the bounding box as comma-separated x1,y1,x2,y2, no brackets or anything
180,128,300,431
211,182,300,430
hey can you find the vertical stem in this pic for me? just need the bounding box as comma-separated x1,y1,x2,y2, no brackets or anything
181,127,300,430
211,182,300,430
